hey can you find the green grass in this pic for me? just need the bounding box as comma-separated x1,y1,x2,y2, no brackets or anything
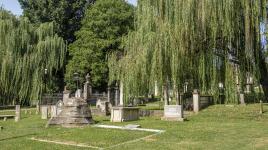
1,104,268,150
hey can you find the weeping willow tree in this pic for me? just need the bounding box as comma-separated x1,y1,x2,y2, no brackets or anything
109,0,267,104
0,9,66,105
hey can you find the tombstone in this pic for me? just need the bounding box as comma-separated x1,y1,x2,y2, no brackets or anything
15,105,20,122
193,89,200,113
240,93,245,105
56,100,64,115
41,105,48,119
161,105,184,121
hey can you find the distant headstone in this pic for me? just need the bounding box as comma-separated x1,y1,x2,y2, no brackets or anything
41,105,48,119
161,105,184,121
193,89,200,113
75,89,82,98
15,105,20,122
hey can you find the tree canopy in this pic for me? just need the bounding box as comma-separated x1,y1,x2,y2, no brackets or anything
109,0,268,104
0,8,66,105
65,0,134,90
18,0,95,43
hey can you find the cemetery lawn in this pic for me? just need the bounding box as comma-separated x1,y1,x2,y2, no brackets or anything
1,104,268,150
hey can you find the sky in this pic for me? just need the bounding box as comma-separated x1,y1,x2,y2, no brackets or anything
0,0,137,16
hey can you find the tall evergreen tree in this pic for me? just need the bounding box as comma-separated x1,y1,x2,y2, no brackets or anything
65,0,134,90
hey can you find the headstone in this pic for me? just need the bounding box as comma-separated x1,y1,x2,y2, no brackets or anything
51,105,57,118
193,89,200,113
161,105,184,121
110,107,139,122
56,100,64,115
41,105,48,119
240,93,245,105
15,105,20,122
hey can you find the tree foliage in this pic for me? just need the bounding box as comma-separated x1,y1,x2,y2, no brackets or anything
18,0,95,43
0,8,66,105
65,0,134,90
109,0,267,104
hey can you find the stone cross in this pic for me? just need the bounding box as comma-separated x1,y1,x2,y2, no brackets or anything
15,105,20,122
193,89,200,113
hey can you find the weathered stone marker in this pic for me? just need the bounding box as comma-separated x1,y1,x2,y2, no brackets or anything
41,105,48,119
83,74,92,100
15,105,20,122
56,100,63,115
240,93,245,105
260,100,263,114
161,105,184,121
193,89,200,113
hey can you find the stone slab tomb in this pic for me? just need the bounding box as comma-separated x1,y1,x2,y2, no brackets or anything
161,105,184,121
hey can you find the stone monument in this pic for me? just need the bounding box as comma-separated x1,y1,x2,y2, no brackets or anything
47,84,94,127
161,105,184,121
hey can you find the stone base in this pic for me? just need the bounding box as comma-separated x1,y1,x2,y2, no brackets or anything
111,107,139,122
161,117,184,122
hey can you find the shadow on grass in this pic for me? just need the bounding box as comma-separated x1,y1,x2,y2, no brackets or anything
0,133,36,142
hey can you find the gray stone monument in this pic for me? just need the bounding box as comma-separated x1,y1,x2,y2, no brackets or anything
193,89,200,113
56,100,64,115
161,105,184,121
47,97,94,127
41,105,48,119
15,105,20,122
240,93,245,105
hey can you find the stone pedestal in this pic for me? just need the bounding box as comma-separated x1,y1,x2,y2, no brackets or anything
161,105,184,121
193,90,200,113
47,97,94,127
110,107,139,122
41,105,48,119
15,105,20,122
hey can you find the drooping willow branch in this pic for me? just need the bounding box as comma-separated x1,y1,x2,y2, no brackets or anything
109,0,267,104
0,8,66,105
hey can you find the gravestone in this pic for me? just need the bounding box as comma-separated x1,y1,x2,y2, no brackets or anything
193,89,200,113
41,105,48,119
56,100,64,115
161,105,184,121
15,105,20,122
83,74,92,100
75,89,82,98
240,93,245,105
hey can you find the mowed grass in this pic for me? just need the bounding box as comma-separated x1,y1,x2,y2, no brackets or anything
1,104,268,150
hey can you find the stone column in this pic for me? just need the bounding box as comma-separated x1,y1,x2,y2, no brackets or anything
83,74,92,100
107,86,111,103
15,105,20,122
41,105,48,119
119,81,124,106
193,89,200,113
114,83,119,106
154,81,159,97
